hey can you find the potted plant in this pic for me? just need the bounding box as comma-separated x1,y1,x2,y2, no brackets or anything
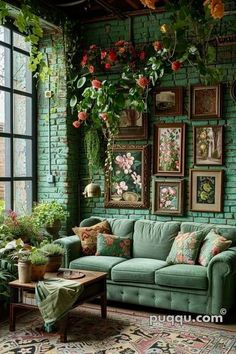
33,201,68,240
10,239,33,284
29,251,48,282
40,243,65,272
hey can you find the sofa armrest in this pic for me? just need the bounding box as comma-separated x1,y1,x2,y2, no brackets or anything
207,247,236,314
54,236,82,268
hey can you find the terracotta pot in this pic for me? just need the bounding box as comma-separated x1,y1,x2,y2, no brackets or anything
18,261,32,283
45,220,61,240
31,264,47,281
46,255,63,272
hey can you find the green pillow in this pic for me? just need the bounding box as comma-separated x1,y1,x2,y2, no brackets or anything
198,229,232,267
166,230,206,265
95,233,131,258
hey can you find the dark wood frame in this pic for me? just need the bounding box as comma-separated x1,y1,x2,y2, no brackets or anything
105,144,150,209
153,123,185,177
189,169,223,212
153,179,184,215
189,84,222,119
193,125,223,166
115,112,148,140
154,86,183,116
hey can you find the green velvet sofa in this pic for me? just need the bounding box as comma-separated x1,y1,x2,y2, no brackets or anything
55,217,236,315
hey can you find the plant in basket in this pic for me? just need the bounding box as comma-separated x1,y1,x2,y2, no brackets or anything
40,243,65,272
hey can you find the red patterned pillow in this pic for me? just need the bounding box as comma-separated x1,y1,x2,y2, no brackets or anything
72,220,110,255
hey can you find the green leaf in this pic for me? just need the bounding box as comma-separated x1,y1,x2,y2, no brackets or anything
70,95,77,108
77,77,86,89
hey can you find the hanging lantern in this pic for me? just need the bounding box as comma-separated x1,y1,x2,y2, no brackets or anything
139,0,156,10
83,182,101,198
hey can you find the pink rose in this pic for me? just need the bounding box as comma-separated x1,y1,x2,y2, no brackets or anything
89,65,95,73
78,112,88,121
153,41,162,51
92,79,102,89
73,120,81,128
105,62,111,70
136,76,149,89
100,113,109,121
101,50,107,60
171,60,181,72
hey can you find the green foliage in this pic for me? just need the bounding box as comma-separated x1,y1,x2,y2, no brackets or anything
0,267,15,299
84,129,104,179
33,201,68,227
40,243,65,256
3,214,41,244
0,0,8,24
29,251,48,265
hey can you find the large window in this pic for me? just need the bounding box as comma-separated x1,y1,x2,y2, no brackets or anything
0,26,36,214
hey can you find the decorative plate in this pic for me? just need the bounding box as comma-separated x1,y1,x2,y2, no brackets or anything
57,270,85,279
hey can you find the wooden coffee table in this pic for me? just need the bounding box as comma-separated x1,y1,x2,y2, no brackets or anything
9,268,107,342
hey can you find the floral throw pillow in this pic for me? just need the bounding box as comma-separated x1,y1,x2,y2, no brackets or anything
166,230,206,265
198,229,232,267
72,220,110,256
95,234,131,258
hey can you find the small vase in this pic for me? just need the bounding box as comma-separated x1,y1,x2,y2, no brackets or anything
18,261,32,283
31,264,47,281
46,255,63,272
45,220,61,241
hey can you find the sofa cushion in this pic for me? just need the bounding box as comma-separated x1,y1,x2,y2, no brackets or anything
198,229,232,266
166,230,206,265
69,256,126,278
96,234,131,258
132,220,180,260
180,222,236,246
72,220,111,255
155,264,208,290
111,258,168,284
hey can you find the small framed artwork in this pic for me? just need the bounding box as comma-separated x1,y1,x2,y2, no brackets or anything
190,169,223,212
193,125,223,166
190,84,222,119
115,111,148,140
154,86,183,116
153,179,184,215
153,123,185,176
105,144,150,209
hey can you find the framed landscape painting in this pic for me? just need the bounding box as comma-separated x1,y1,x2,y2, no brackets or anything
115,110,148,140
154,87,183,116
190,84,222,119
105,144,150,208
153,179,184,215
190,169,223,212
153,123,185,176
193,125,223,165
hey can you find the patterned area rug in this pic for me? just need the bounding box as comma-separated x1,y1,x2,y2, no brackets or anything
0,304,236,354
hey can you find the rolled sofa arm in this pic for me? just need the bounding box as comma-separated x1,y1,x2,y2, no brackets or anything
54,236,81,268
207,247,236,314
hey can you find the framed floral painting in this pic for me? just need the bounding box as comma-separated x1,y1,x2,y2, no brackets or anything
153,179,184,215
193,125,223,165
115,111,148,140
190,84,222,119
153,123,185,176
154,87,183,116
105,144,150,208
190,169,223,212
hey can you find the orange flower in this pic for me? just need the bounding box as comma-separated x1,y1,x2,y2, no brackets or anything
139,0,156,10
136,76,149,89
119,47,126,54
204,0,224,19
92,79,102,89
78,111,88,121
73,120,81,128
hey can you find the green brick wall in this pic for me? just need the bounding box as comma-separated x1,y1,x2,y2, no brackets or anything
37,33,79,233
78,14,236,226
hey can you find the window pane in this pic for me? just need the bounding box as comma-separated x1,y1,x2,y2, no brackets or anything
0,26,10,44
13,138,32,177
0,90,10,133
13,51,32,93
13,32,30,52
14,181,32,214
0,137,11,177
13,94,32,135
0,181,11,212
0,45,10,87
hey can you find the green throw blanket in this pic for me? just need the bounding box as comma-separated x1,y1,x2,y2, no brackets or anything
35,278,84,330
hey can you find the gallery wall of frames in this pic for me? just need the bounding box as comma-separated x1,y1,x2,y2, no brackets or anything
106,83,225,216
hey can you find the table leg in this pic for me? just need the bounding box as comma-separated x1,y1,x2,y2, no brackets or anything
59,314,68,343
9,304,16,331
101,280,107,319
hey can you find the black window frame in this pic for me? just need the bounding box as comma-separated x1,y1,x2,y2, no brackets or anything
0,24,37,213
